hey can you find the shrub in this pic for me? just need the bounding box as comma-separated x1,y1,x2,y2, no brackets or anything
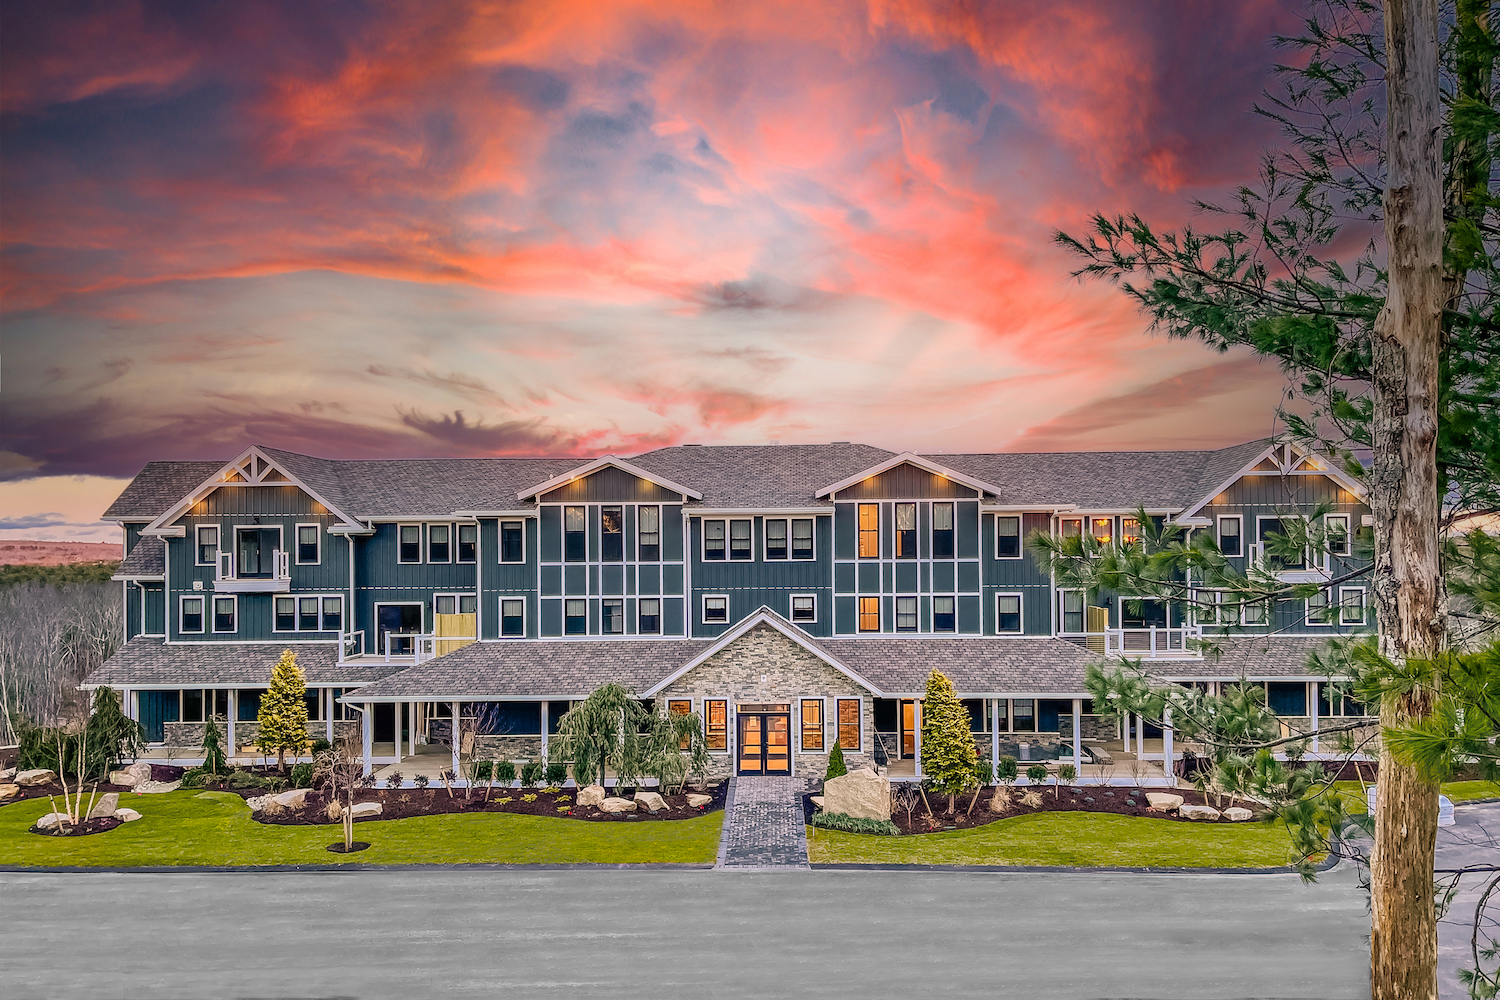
825,741,848,781
521,793,538,803
921,669,978,813
1057,762,1077,786
413,774,431,790
1025,764,1048,785
974,759,994,786
227,769,274,790
545,762,568,786
384,771,405,789
521,760,546,787
810,811,900,836
494,761,517,786
290,762,314,789
995,755,1019,786
469,760,492,781
310,738,333,755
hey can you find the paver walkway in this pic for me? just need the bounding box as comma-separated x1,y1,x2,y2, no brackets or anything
716,775,810,869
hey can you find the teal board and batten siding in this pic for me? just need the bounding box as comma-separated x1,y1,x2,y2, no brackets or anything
354,522,479,652
981,512,1053,635
123,523,148,558
830,465,979,501
538,466,684,504
480,516,540,640
688,514,834,638
166,485,350,642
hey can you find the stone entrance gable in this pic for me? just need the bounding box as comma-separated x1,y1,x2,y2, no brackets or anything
657,622,877,780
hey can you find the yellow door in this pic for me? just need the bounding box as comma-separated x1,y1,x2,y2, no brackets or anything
738,715,764,774
901,702,916,756
765,715,791,774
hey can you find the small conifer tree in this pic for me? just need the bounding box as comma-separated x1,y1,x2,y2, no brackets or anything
919,669,977,814
825,741,847,782
201,715,227,776
257,650,309,772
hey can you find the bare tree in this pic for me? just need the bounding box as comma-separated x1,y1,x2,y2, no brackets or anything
0,581,121,743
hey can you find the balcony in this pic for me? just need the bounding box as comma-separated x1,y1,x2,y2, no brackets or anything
1063,625,1204,659
213,549,290,593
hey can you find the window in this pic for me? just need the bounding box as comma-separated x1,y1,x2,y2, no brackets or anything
1012,698,1035,732
705,700,728,751
858,596,880,632
435,594,476,615
501,599,525,637
1215,591,1237,625
1326,514,1351,557
196,526,219,566
996,594,1022,632
564,507,586,561
500,521,524,563
638,598,660,634
600,507,623,561
703,520,726,561
801,699,824,750
1121,517,1142,545
730,519,753,560
791,518,814,560
183,689,204,723
565,599,587,635
895,503,917,558
457,524,477,563
237,689,265,722
1266,682,1307,716
276,594,340,631
765,519,788,560
1218,516,1242,557
933,595,955,632
275,597,296,631
322,597,343,632
1060,517,1083,540
602,599,624,633
298,596,320,631
896,596,917,632
933,503,954,558
1060,590,1085,633
428,524,451,563
996,516,1021,558
398,524,422,563
181,597,204,634
304,688,323,722
837,699,861,750
703,596,728,623
858,504,880,558
1242,600,1267,625
296,524,319,564
1091,517,1114,545
1307,589,1331,625
213,596,236,633
669,699,692,748
638,506,660,561
791,595,816,623
1338,587,1366,625
1258,517,1307,569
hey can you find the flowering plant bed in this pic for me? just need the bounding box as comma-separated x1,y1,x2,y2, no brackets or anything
252,784,726,826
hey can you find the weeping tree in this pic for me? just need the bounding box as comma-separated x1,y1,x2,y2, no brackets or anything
548,683,709,792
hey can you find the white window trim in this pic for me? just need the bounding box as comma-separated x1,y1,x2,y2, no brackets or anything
637,596,663,635
456,522,478,564
727,517,754,562
1338,586,1367,625
994,514,1024,559
1326,513,1352,558
1240,597,1269,626
834,696,864,752
1057,588,1087,635
763,517,789,561
212,594,238,634
397,523,423,564
499,596,527,638
273,596,296,633
790,517,816,561
894,594,919,632
1306,588,1332,626
799,696,828,753
931,501,956,558
994,591,1024,633
1216,515,1243,557
601,597,626,634
433,592,478,617
1256,514,1310,568
275,594,344,633
702,593,730,625
373,601,425,655
857,595,881,633
563,506,589,562
427,522,453,564
637,505,662,562
789,593,818,624
498,520,526,564
701,518,728,562
294,522,321,565
563,598,589,635
195,525,219,567
857,503,881,560
932,594,957,633
179,594,206,634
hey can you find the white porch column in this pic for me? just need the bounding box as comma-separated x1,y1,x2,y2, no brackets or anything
1309,682,1320,753
1072,698,1083,772
541,701,550,759
1162,708,1174,786
410,701,418,759
1137,714,1145,759
913,701,922,776
991,699,1000,766
361,704,372,776
451,700,461,775
227,690,237,756
325,689,334,743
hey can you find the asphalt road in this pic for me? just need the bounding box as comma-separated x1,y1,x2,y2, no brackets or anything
0,864,1369,999
1438,801,1500,999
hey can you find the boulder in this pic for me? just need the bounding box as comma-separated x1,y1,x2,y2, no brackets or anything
0,766,15,781
15,768,56,787
685,793,712,809
120,762,152,786
822,767,892,821
633,791,668,813
132,780,181,794
1224,807,1254,822
1145,792,1184,811
576,784,607,808
810,795,825,811
350,801,383,818
599,796,637,813
271,788,310,810
245,794,272,813
1179,803,1222,821
35,812,66,830
87,792,120,819
108,771,135,786
114,808,142,822
0,784,21,801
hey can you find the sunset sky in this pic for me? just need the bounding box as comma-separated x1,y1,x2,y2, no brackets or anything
2,1,1308,542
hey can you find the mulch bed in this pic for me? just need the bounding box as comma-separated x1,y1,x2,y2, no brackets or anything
27,816,124,837
3,763,186,805
252,783,728,826
807,785,1261,836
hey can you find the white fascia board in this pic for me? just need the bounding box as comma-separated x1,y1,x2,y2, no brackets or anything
980,504,1078,513
815,452,1003,499
517,456,703,501
885,691,1094,700
143,445,363,534
1180,442,1368,519
451,510,538,518
142,525,187,537
111,574,164,582
689,507,830,516
1172,516,1214,527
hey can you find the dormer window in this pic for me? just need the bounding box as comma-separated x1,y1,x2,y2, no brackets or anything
932,503,954,558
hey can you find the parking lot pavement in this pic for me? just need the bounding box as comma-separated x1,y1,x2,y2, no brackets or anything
1438,801,1500,998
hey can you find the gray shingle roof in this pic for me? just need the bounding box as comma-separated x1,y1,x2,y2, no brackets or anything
629,443,897,508
114,537,164,578
102,461,224,519
83,640,409,688
1146,635,1341,679
813,636,1096,695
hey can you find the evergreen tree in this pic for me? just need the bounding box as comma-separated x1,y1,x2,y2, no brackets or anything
200,715,227,777
257,650,309,772
825,741,847,782
919,669,977,814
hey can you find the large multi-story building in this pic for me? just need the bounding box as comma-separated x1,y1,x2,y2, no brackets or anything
85,438,1373,779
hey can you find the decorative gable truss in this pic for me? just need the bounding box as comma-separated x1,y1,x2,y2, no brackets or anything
141,445,364,537
814,452,1003,500
1178,441,1369,522
516,455,704,502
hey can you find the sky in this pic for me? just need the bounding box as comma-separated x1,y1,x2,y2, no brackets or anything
1,0,1309,543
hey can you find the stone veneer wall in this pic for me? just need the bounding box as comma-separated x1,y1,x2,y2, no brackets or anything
472,736,546,761
657,622,877,781
162,720,358,750
1056,714,1117,743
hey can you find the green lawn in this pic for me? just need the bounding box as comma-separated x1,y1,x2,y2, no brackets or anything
1330,779,1500,814
808,811,1302,868
0,791,723,867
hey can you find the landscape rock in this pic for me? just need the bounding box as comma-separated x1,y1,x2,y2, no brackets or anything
0,784,20,801
87,792,120,819
822,767,892,821
35,812,66,830
132,780,181,794
599,796,637,813
271,788,310,810
1179,803,1222,821
633,791,668,813
15,769,56,787
810,795,825,810
114,808,142,822
108,771,134,786
245,794,272,813
0,766,15,781
685,793,712,809
1224,807,1254,822
350,801,382,818
121,762,152,786
1145,792,1184,811
576,784,607,807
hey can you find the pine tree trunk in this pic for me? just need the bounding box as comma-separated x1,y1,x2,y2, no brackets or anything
1370,2,1445,998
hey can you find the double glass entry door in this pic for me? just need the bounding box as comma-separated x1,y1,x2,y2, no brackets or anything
737,710,791,775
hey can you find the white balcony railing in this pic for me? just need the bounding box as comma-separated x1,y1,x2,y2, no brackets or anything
213,549,291,593
378,631,476,664
1103,625,1203,658
1247,542,1327,583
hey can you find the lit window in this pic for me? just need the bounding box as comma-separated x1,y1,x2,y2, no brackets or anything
858,596,880,632
501,599,525,637
565,507,586,561
1218,516,1242,557
837,699,861,750
791,595,816,623
601,507,623,561
933,596,955,632
428,524,451,563
275,597,295,631
895,503,917,558
638,598,660,634
565,599,587,634
704,520,726,561
1060,517,1083,540
1121,518,1142,545
181,597,204,633
501,521,524,563
730,519,753,560
801,700,824,750
932,503,954,558
197,526,219,566
791,518,814,560
297,525,319,564
896,596,917,632
457,524,477,563
703,596,728,623
1339,587,1366,625
213,597,236,633
705,700,728,750
638,506,660,561
858,504,880,558
996,594,1021,632
996,516,1021,557
602,599,624,633
398,525,422,563
1091,518,1114,545
669,699,692,748
765,519,788,560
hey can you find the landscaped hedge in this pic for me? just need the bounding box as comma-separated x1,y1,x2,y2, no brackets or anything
810,810,901,836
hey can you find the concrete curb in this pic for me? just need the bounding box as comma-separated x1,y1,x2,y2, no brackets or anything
712,775,737,869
